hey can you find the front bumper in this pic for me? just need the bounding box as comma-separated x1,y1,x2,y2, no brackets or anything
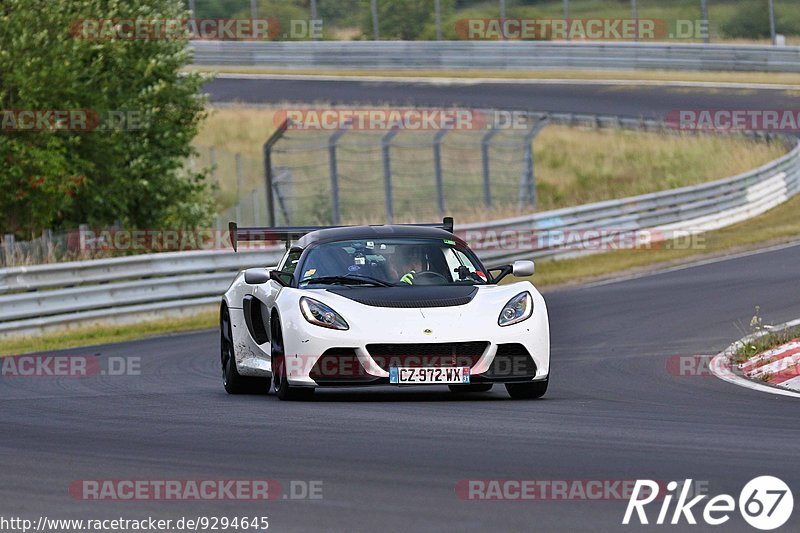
280,309,549,388
277,283,550,387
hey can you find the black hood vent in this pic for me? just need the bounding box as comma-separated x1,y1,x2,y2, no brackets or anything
325,286,478,308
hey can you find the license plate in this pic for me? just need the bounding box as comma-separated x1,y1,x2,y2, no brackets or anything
389,366,470,384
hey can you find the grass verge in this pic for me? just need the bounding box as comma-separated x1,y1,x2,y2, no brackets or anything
187,66,800,87
0,311,217,356
732,325,800,366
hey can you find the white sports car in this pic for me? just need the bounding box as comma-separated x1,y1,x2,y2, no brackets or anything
220,219,550,400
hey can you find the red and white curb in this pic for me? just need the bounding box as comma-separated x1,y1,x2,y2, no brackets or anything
710,318,800,399
738,339,800,391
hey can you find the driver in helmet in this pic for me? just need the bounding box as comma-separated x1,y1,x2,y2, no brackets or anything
396,246,425,285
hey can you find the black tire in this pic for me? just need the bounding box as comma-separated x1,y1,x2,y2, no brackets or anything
505,379,548,400
221,305,269,394
271,316,314,401
448,383,493,393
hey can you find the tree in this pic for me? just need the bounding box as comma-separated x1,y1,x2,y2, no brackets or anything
361,0,442,40
0,0,212,238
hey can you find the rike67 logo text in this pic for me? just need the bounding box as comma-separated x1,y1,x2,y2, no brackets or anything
623,477,793,530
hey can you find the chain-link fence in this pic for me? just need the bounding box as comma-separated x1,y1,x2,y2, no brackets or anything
254,112,548,226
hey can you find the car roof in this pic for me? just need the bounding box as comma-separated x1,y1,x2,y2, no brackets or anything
294,225,466,249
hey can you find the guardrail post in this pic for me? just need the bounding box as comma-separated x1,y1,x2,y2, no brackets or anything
433,129,448,218
481,129,500,208
382,129,400,224
328,125,350,225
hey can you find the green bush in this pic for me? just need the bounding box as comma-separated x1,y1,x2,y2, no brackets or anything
720,2,772,39
0,0,213,238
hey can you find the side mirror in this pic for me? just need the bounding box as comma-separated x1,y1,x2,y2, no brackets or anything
512,260,535,277
269,269,293,287
490,260,535,283
244,269,270,285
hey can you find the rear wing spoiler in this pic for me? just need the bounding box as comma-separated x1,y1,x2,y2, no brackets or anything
228,217,454,252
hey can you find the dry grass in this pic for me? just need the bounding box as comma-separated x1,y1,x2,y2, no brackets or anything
0,311,217,356
186,66,800,87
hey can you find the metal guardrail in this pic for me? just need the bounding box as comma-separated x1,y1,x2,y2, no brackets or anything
0,249,284,337
190,40,800,73
462,140,800,264
2,120,798,339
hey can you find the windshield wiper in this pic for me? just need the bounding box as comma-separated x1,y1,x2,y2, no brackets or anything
302,275,394,287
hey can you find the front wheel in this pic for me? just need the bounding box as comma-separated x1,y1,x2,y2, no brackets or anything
221,305,269,394
505,379,548,400
271,317,314,401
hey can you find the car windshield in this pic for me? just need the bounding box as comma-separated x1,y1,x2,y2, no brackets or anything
298,238,489,287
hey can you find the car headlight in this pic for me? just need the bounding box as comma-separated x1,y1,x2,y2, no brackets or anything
300,297,349,330
498,291,533,326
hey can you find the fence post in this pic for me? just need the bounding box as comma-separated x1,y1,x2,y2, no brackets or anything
252,190,260,225
78,224,92,255
434,0,442,40
41,228,53,262
700,0,709,44
235,153,243,224
3,234,14,267
272,169,293,225
481,129,500,208
382,129,400,224
519,116,550,208
209,146,217,182
433,129,448,217
328,126,349,225
768,0,777,46
263,118,289,227
371,0,380,40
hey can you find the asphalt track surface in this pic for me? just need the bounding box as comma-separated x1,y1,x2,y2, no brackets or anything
203,76,800,119
3,242,799,532
2,80,800,532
